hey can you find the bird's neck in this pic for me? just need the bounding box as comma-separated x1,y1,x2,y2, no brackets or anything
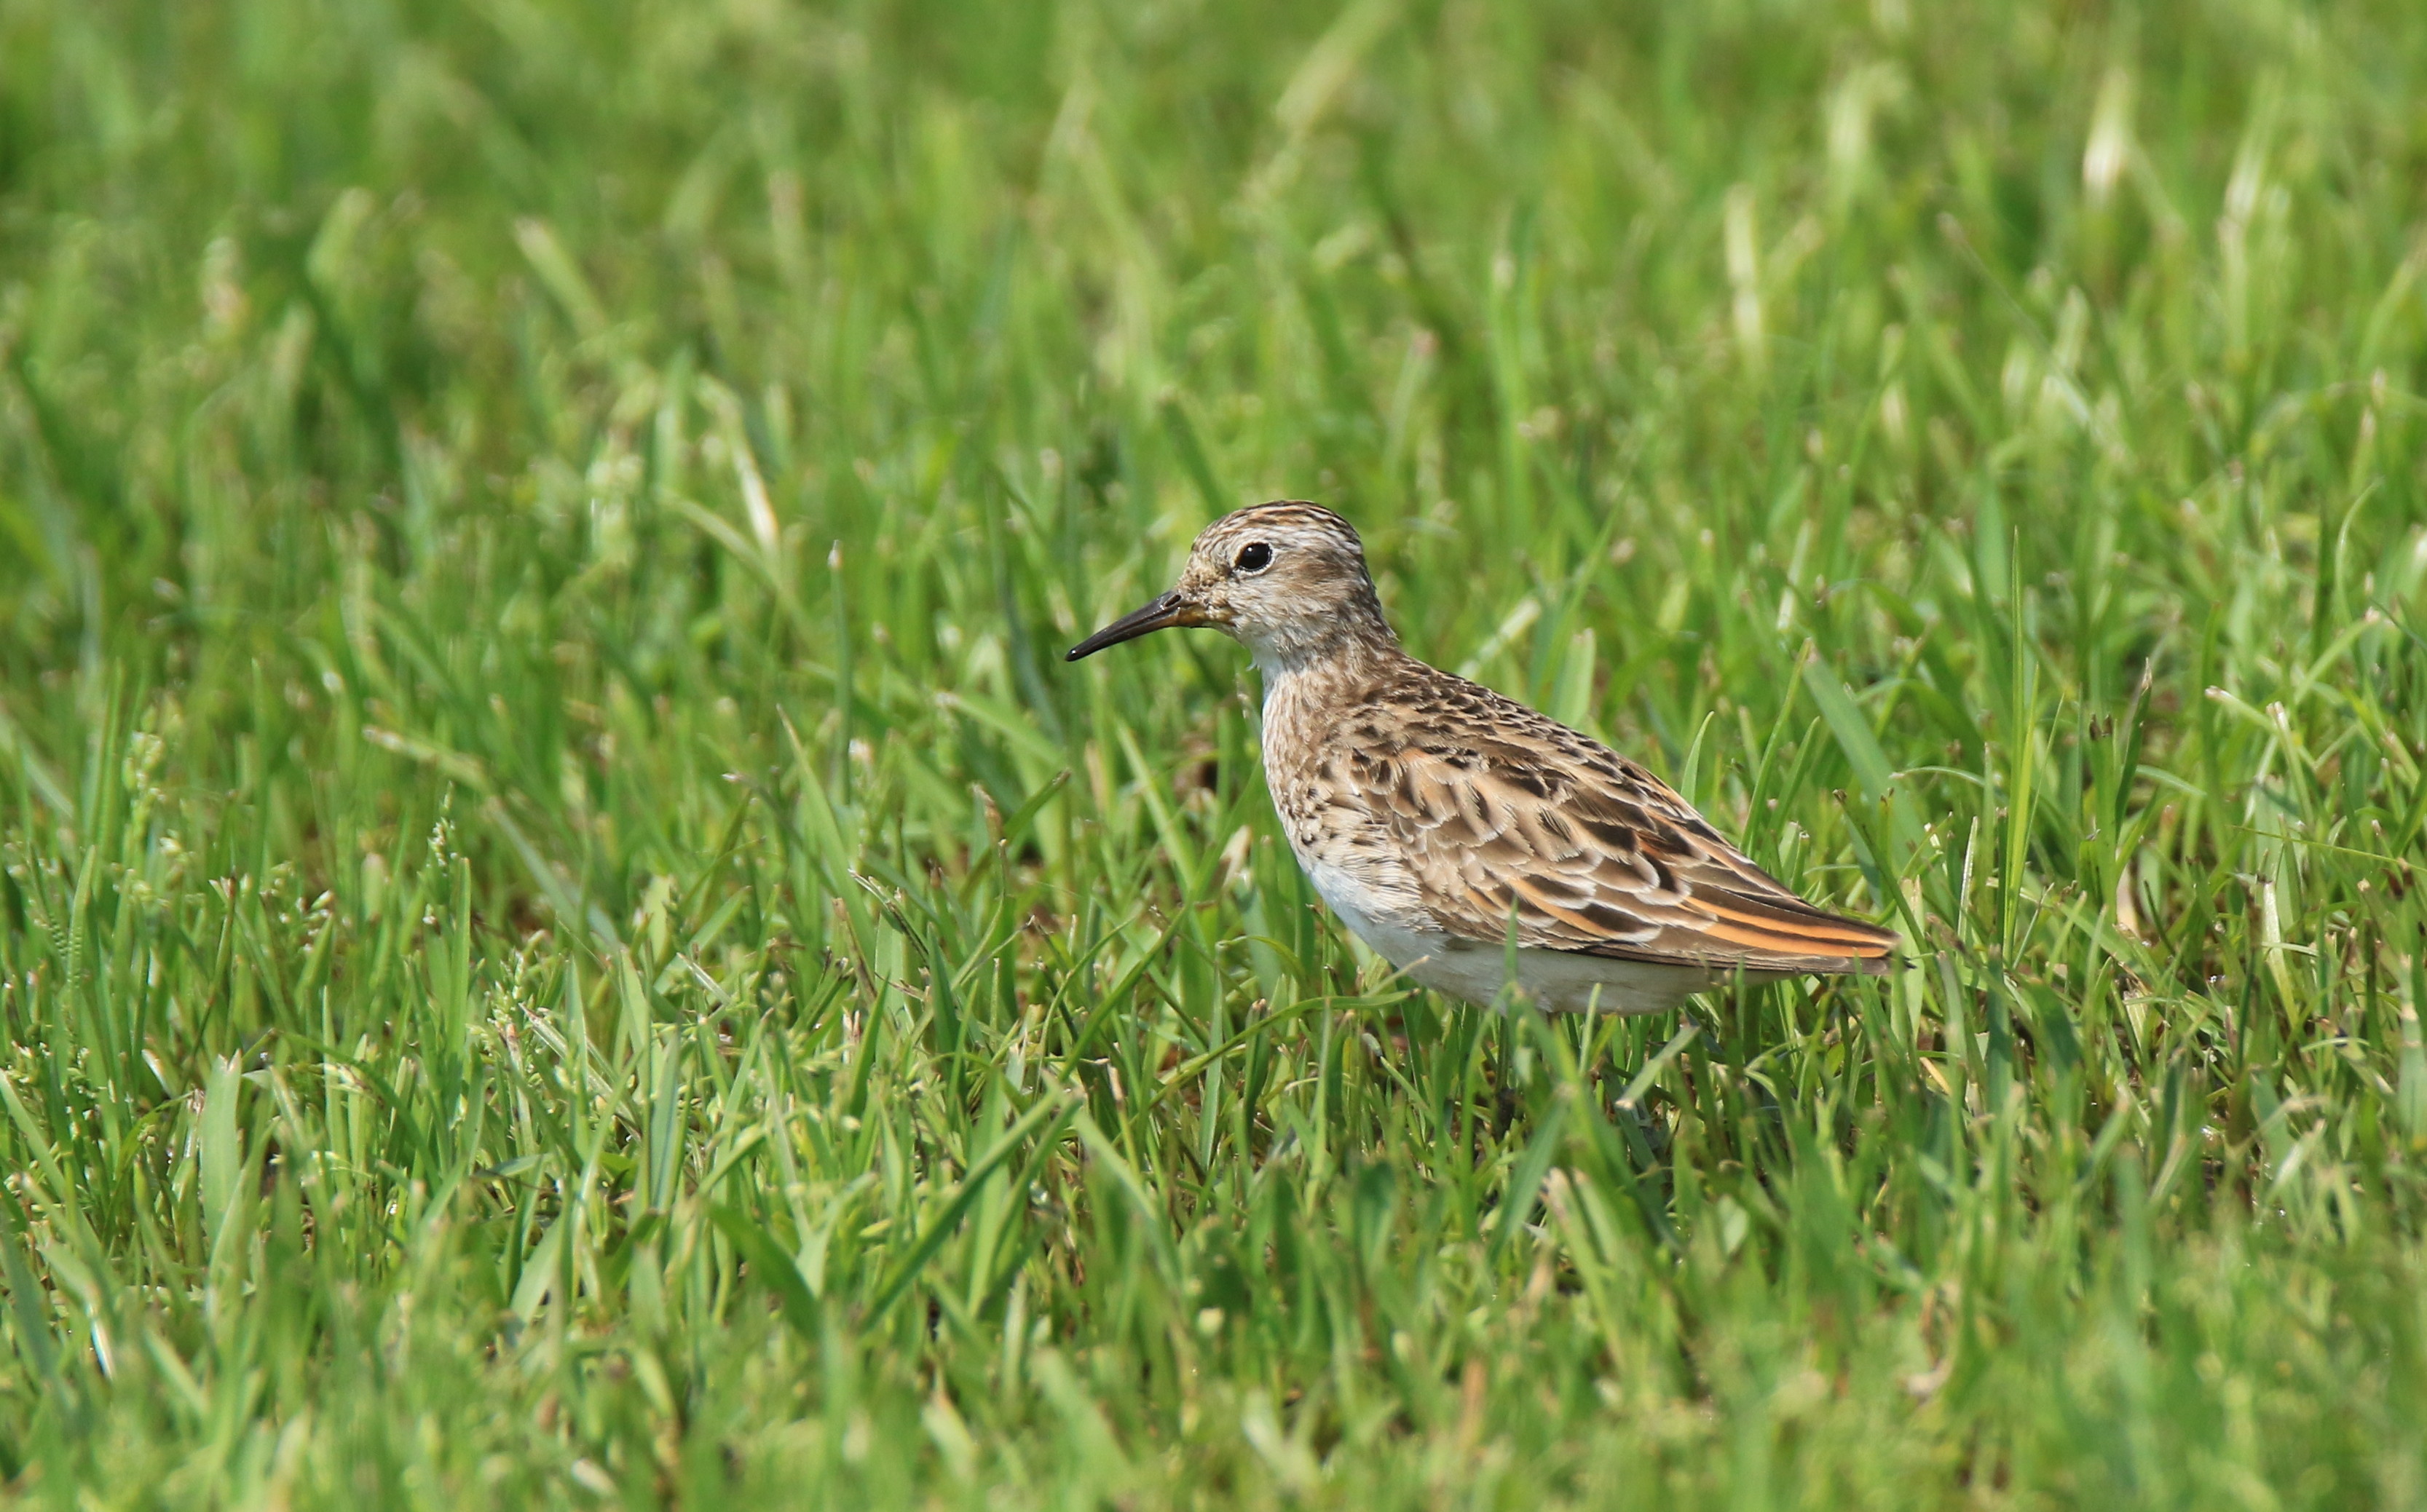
1247,611,1404,697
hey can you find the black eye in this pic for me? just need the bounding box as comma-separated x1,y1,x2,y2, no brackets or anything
1234,541,1274,574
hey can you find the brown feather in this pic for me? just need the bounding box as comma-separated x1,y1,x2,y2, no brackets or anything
1266,649,1901,976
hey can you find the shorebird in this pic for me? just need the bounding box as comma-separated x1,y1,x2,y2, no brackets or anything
1067,502,1897,1013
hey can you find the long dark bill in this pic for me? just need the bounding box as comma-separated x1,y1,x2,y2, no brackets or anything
1066,592,1188,661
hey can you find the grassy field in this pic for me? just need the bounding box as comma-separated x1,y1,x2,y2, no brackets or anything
2,0,2426,1504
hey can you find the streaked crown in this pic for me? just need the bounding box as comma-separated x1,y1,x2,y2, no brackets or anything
1172,502,1392,668
1066,501,1395,670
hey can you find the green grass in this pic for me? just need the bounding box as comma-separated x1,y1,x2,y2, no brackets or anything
1,0,2426,1504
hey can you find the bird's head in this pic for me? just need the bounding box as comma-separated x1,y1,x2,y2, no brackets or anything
1066,502,1390,672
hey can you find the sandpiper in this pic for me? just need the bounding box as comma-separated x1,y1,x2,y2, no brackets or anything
1068,502,1898,1013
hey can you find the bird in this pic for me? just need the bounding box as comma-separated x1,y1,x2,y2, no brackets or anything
1066,502,1899,1013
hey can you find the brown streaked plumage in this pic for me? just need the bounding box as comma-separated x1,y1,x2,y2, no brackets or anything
1068,502,1898,1013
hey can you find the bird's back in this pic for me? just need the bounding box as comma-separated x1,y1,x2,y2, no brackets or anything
1260,649,1899,977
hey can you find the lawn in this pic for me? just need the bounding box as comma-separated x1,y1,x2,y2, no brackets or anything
1,0,2425,1505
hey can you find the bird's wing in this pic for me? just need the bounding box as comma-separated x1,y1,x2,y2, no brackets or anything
1326,679,1899,973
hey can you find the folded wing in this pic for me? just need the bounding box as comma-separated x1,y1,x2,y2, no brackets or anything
1330,682,1900,974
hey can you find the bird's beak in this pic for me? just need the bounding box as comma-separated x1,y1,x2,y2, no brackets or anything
1066,590,1199,661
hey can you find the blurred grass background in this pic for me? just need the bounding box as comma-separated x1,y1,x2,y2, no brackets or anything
2,0,2426,1504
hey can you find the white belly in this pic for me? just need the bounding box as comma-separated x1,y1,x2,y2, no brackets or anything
1299,856,1708,1015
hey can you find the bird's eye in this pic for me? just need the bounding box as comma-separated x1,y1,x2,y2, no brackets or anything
1234,542,1274,574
